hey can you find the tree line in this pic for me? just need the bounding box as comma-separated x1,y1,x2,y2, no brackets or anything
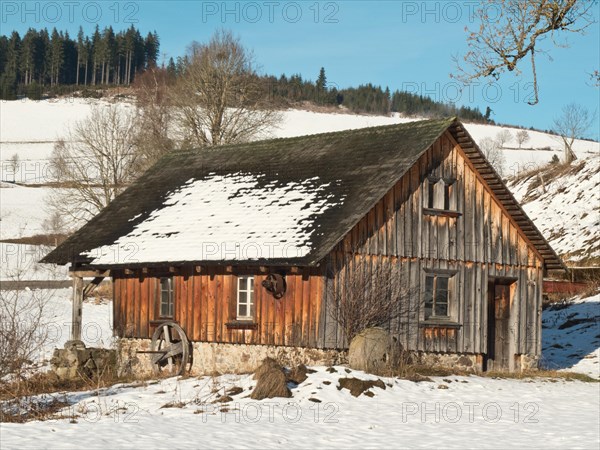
246,72,487,121
2,26,486,121
0,25,159,99
166,59,490,121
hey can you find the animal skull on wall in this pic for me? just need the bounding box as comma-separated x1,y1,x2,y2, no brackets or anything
262,273,286,299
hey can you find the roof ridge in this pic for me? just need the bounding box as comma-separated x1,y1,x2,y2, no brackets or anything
165,116,458,158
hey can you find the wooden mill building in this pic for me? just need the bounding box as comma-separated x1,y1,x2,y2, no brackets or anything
43,118,564,373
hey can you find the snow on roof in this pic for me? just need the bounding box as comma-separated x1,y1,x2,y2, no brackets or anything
42,118,563,269
84,173,342,265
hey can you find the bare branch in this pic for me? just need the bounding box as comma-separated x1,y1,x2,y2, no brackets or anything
452,0,596,105
551,103,596,163
170,29,281,148
327,255,419,344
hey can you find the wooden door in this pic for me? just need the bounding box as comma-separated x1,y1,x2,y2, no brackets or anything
485,281,511,371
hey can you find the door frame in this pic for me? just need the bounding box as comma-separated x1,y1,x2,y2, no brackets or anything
484,277,517,371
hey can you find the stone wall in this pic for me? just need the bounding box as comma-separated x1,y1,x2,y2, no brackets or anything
116,338,348,376
116,339,539,376
51,340,117,380
516,353,540,371
416,351,481,372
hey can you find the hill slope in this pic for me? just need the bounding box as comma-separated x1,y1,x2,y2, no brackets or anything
508,156,600,262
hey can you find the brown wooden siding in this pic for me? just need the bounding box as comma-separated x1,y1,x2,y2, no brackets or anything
113,267,332,348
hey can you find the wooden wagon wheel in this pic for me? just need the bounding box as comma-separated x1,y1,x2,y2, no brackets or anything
150,322,191,376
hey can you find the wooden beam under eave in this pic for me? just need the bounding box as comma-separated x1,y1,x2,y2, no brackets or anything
195,265,203,274
259,266,268,273
290,266,300,274
226,265,233,273
69,269,110,278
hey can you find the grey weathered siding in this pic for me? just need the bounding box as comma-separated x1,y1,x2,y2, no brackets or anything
324,131,544,357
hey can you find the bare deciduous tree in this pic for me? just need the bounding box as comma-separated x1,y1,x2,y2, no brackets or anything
453,0,595,105
327,256,418,344
133,67,176,171
552,103,595,163
495,129,512,148
48,103,140,224
479,137,506,176
8,153,19,183
515,130,530,148
170,29,281,148
0,273,53,378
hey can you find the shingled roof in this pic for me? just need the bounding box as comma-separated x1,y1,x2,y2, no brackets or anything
42,118,564,270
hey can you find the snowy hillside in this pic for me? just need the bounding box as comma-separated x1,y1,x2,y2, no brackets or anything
541,293,600,378
508,156,600,262
1,98,598,264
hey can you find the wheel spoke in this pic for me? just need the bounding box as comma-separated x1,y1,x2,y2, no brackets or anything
163,324,174,370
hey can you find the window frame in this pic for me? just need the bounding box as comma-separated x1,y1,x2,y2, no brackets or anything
236,276,255,321
422,270,456,321
158,276,174,319
424,176,461,217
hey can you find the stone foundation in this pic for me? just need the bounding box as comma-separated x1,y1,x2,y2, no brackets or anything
116,338,539,376
117,338,348,376
416,351,481,372
516,353,540,371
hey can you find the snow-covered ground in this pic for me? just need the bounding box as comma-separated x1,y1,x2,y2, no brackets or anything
19,288,114,362
541,294,600,379
0,182,56,240
1,360,599,448
508,155,600,261
0,243,69,281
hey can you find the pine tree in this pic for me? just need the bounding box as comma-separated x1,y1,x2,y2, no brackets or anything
76,27,84,85
166,57,177,77
316,67,326,104
50,28,64,86
144,31,159,68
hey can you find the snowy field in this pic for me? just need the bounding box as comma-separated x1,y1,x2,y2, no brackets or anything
2,98,598,184
1,291,597,449
1,360,598,449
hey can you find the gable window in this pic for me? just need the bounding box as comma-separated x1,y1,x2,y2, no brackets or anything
237,276,255,320
424,272,454,320
427,177,437,209
159,277,174,318
425,176,459,217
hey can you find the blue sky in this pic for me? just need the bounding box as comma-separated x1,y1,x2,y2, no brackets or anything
2,1,599,137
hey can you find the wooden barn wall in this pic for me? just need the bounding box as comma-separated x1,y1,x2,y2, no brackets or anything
327,131,544,355
323,253,543,355
333,131,543,266
112,131,545,355
112,267,333,348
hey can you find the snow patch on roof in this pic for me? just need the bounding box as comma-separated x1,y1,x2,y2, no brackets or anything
84,173,343,265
